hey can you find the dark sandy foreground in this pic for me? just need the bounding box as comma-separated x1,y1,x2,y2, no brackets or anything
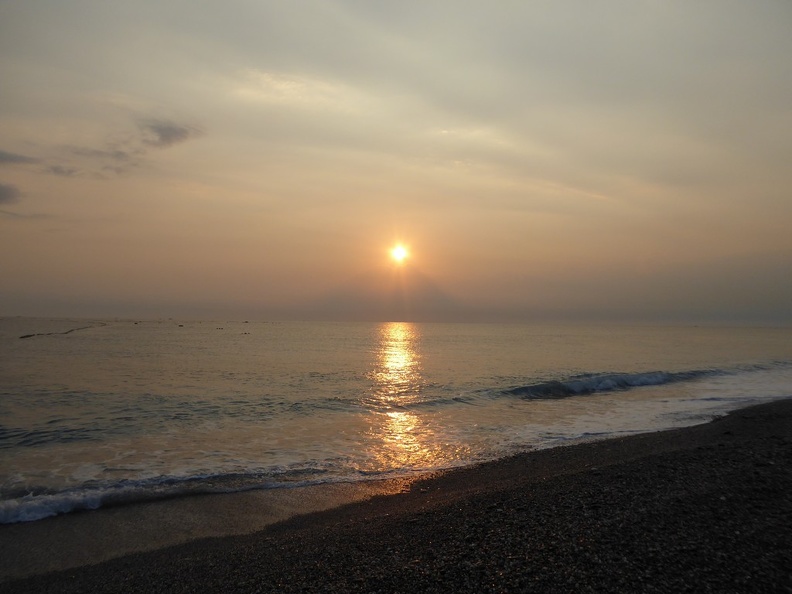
5,399,792,593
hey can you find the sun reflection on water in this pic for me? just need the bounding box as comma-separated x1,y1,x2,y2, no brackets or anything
373,322,422,405
363,322,446,472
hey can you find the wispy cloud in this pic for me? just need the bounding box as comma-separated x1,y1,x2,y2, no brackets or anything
0,183,21,204
45,165,80,177
138,119,202,148
0,120,200,182
234,69,367,112
0,150,39,165
0,209,52,220
50,117,204,178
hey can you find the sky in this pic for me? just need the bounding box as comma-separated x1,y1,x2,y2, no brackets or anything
1,1,791,324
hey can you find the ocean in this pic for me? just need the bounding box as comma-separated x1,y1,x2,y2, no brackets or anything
1,317,791,525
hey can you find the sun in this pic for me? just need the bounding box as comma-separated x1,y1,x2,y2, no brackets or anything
390,244,409,265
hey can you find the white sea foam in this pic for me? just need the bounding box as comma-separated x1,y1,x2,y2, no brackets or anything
0,491,103,524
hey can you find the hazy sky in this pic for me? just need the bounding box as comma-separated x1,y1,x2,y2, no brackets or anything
1,1,790,323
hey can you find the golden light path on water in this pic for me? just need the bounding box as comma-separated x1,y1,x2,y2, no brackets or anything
364,322,460,473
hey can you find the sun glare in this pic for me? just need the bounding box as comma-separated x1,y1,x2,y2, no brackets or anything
390,244,409,265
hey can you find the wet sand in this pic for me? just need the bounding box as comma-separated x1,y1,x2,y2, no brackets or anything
3,399,791,593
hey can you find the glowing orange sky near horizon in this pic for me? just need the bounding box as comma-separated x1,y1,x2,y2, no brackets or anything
0,1,790,323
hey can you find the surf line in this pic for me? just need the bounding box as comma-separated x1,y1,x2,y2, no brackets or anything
19,322,107,339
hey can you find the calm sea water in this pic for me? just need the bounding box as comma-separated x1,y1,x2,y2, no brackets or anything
1,318,791,523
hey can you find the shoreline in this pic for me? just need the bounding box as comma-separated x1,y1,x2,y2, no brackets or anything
0,477,414,582
3,398,792,591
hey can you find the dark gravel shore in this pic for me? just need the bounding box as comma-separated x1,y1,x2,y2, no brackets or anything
6,399,792,593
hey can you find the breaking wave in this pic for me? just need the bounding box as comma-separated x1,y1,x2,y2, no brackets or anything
505,369,719,399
